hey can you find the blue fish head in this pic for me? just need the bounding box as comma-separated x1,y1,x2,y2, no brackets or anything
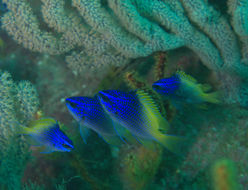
152,75,181,95
45,123,74,152
66,96,107,123
65,96,115,135
97,90,121,115
65,97,90,122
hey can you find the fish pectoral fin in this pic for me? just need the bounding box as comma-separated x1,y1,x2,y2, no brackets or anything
79,124,90,144
100,134,125,146
112,121,141,145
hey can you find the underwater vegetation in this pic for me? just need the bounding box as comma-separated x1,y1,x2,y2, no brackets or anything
0,70,39,190
0,0,248,190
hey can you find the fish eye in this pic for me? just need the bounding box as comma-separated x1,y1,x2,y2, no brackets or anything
66,101,79,109
153,84,163,90
71,102,78,107
100,94,109,101
62,143,72,149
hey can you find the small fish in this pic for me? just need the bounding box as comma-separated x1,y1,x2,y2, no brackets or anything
152,71,220,105
97,90,183,153
20,118,74,153
66,96,127,145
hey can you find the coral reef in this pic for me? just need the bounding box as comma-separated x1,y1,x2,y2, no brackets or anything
0,70,39,190
16,80,39,124
160,105,248,189
1,0,248,78
117,143,163,190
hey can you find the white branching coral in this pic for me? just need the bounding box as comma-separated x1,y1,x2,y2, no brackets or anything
0,70,39,190
1,0,248,77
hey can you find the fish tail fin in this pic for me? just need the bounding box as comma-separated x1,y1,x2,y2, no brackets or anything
203,91,221,104
155,133,185,155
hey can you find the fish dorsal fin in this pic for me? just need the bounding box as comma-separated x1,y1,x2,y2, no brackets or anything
28,117,55,129
176,70,197,83
136,90,161,116
136,90,170,133
18,125,32,134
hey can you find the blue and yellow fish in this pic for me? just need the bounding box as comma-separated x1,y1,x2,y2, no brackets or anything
66,96,127,145
152,71,220,105
20,118,74,153
97,90,183,153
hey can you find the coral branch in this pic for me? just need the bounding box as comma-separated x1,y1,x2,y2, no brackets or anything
2,0,248,79
0,70,40,190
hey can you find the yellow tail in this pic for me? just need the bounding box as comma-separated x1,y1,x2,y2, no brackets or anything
155,133,185,154
203,91,221,104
